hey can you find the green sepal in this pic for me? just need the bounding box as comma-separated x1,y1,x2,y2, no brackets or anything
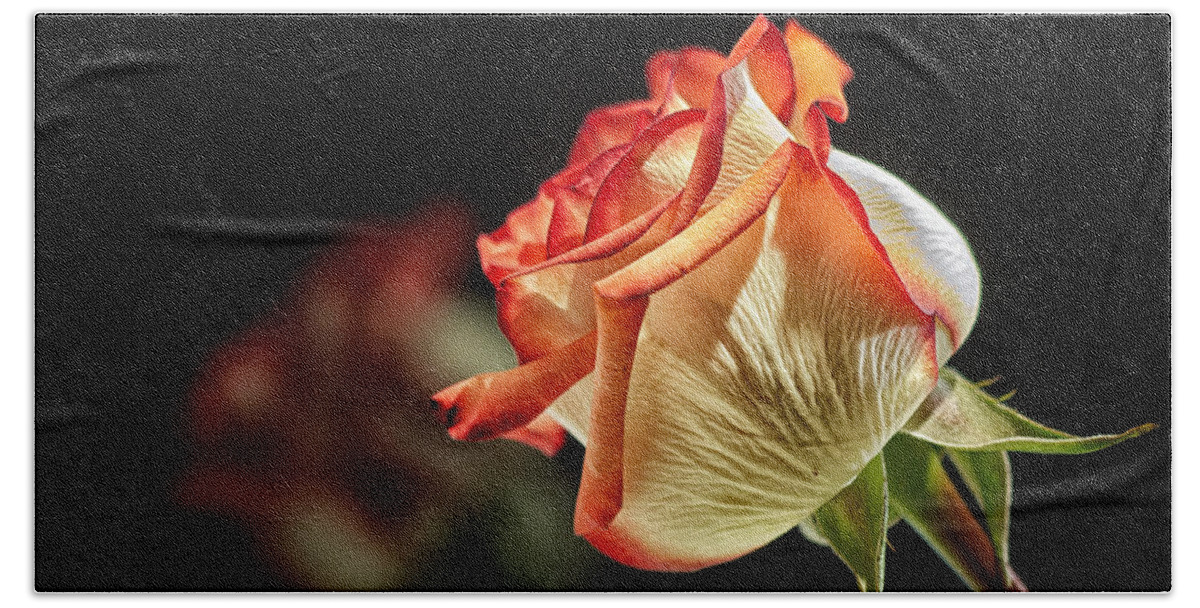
883,433,1007,591
809,453,888,592
904,367,1155,453
944,448,1024,590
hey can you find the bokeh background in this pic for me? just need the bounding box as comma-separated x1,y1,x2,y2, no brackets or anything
35,14,1170,591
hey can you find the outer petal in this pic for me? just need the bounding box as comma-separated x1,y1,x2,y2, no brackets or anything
566,100,658,169
725,15,796,124
783,20,853,123
827,149,981,362
498,412,568,458
432,330,597,442
647,47,726,115
496,112,706,363
782,20,853,164
575,142,798,556
584,148,936,571
478,192,556,287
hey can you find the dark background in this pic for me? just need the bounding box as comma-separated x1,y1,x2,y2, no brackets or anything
35,14,1170,591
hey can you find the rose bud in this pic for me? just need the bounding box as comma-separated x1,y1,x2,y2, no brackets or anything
432,16,1152,590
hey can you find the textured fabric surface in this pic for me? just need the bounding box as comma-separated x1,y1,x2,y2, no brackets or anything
35,14,1169,591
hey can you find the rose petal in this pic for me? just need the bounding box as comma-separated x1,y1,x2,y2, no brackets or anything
546,145,630,258
584,110,706,241
431,330,597,442
571,141,798,568
566,100,658,169
782,20,853,163
573,295,647,536
827,149,981,361
648,48,726,114
478,192,555,287
783,20,853,124
581,148,936,571
493,111,706,363
726,15,796,124
498,412,568,457
696,59,795,215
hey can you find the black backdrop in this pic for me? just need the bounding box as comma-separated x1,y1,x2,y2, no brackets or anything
35,14,1170,591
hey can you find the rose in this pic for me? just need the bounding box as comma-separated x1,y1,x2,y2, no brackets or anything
434,16,1153,588
432,16,982,573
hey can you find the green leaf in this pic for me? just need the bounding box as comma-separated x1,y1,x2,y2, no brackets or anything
904,367,1155,453
810,453,888,592
883,433,1007,591
944,448,1025,590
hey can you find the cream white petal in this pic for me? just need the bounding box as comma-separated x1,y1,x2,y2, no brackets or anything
578,188,937,567
827,149,981,364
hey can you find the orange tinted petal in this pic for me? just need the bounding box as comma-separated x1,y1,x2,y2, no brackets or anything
784,20,852,123
726,15,796,123
776,150,925,324
783,20,853,156
478,193,555,287
431,330,597,442
652,47,727,114
567,99,658,168
498,412,568,457
574,296,647,536
584,109,705,241
693,59,795,216
645,50,680,101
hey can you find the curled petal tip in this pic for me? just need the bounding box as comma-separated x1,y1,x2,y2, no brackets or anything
430,380,472,438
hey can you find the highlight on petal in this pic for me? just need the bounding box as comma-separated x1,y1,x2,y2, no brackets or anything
904,367,1156,453
583,109,707,241
828,149,981,362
